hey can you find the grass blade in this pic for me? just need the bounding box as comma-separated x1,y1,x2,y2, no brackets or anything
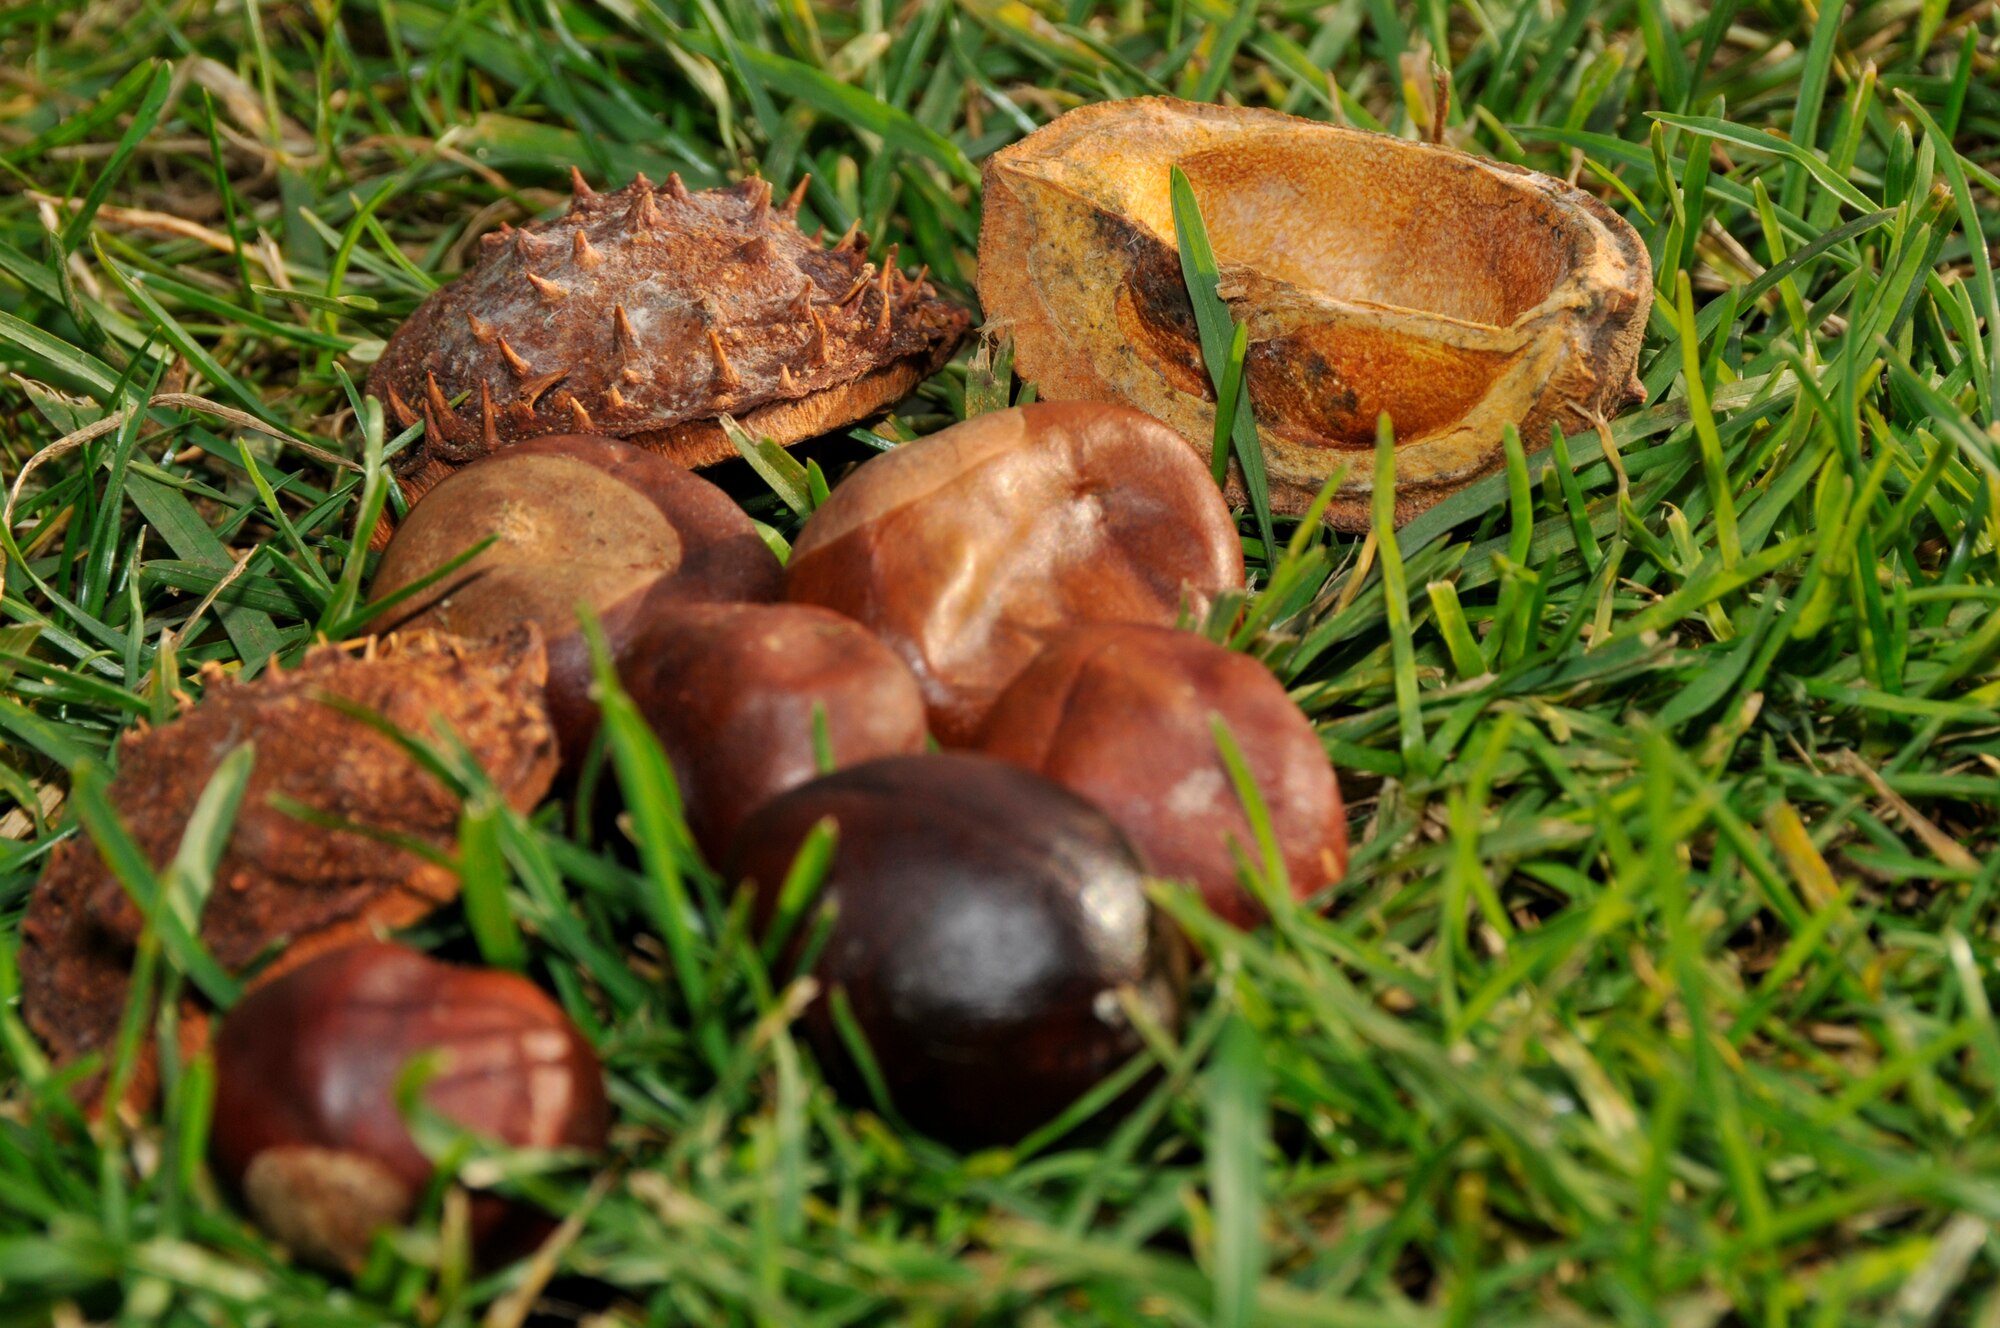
1170,166,1276,563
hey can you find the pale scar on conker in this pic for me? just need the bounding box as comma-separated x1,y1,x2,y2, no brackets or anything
18,630,559,1104
370,171,973,504
977,96,1653,529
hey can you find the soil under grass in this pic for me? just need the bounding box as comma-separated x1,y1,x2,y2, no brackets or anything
3,1,2000,1323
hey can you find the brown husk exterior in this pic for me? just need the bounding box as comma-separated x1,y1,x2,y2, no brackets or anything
370,175,971,505
19,630,558,1102
978,97,1652,528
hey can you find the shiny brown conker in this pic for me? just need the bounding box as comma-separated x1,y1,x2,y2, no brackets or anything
210,943,608,1270
371,434,781,762
728,753,1183,1146
975,624,1347,927
619,602,929,861
784,403,1244,744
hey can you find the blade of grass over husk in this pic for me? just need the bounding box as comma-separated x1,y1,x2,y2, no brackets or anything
69,760,242,1009
1171,165,1276,564
722,414,816,517
1370,414,1429,779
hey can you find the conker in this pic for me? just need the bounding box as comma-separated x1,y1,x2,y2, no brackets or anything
620,602,929,861
975,624,1347,927
210,943,608,1270
371,434,782,761
728,753,1183,1146
784,403,1244,744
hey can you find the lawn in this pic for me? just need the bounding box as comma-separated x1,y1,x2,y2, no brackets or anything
3,0,2000,1322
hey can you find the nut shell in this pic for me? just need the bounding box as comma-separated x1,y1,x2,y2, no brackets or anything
620,602,929,861
211,942,608,1269
370,175,972,503
369,435,782,761
785,402,1244,743
978,97,1651,527
728,754,1182,1146
19,630,559,1103
975,624,1346,926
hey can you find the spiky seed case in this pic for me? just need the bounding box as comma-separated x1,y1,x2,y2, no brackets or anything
19,629,558,1103
371,173,972,502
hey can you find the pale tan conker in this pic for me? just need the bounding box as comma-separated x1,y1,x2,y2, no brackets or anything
370,434,781,763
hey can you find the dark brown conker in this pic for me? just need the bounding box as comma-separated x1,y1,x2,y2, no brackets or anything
728,753,1183,1147
620,602,929,862
370,434,782,762
784,403,1244,744
210,943,608,1270
974,624,1347,927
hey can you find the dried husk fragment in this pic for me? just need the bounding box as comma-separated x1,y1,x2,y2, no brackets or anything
978,97,1652,527
370,174,972,505
18,629,558,1103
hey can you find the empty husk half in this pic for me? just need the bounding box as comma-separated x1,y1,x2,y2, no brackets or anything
978,97,1652,527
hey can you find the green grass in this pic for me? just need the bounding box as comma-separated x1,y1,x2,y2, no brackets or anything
3,0,2000,1322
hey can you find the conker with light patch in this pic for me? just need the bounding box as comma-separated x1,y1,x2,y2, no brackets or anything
974,624,1347,927
620,601,929,861
728,753,1183,1146
783,402,1244,744
370,434,781,762
210,943,608,1270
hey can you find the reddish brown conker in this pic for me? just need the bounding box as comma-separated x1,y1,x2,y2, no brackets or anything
371,434,782,762
974,624,1347,927
210,944,608,1270
728,754,1184,1146
619,602,929,861
784,403,1244,744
